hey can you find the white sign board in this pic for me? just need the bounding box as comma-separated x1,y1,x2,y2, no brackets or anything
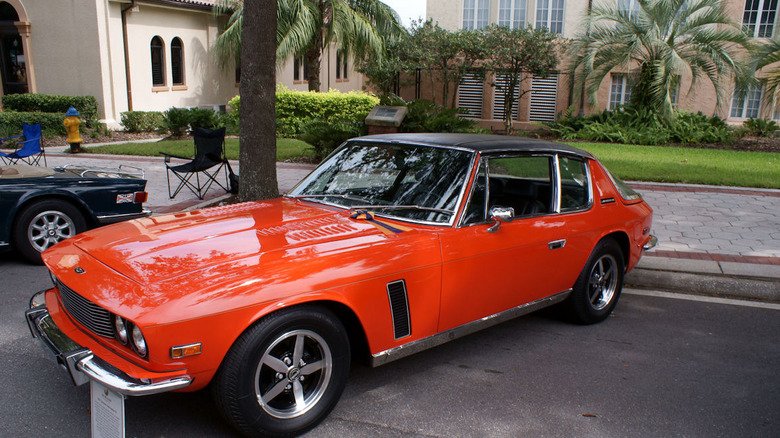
90,381,125,438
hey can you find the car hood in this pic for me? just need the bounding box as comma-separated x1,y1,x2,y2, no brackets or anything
70,198,396,284
43,198,439,323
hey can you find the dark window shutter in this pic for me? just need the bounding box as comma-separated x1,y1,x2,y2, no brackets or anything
151,36,165,86
171,37,183,85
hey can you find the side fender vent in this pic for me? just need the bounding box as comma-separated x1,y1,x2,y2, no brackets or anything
387,280,411,339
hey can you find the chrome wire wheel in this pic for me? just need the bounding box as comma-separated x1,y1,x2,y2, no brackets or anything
587,254,619,311
28,210,77,252
254,329,333,419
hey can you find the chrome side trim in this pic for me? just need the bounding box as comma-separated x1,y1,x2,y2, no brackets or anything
25,291,191,396
96,209,152,224
370,290,572,367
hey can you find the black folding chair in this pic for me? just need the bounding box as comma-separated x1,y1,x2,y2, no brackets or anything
162,127,229,199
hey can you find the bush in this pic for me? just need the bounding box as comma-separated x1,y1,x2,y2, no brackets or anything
548,107,733,145
0,111,67,137
400,99,484,133
276,87,379,138
298,119,363,159
161,107,221,136
162,107,192,136
229,87,379,138
188,108,218,129
120,111,164,133
741,118,779,137
224,95,241,132
2,94,99,126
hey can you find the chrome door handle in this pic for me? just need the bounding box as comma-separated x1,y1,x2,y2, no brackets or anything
548,239,566,250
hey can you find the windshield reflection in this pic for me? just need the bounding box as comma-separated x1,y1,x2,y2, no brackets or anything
289,141,474,224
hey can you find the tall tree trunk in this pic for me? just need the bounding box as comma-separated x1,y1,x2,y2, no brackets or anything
238,0,278,201
306,44,322,92
306,1,327,92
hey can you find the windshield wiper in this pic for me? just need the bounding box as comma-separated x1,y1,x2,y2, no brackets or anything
288,193,368,204
350,205,454,215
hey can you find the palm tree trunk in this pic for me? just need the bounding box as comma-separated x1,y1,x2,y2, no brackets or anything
238,0,278,201
306,44,322,92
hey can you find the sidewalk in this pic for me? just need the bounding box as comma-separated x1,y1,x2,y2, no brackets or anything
44,149,780,302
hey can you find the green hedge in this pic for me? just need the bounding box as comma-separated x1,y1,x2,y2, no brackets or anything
228,87,380,138
276,88,378,137
0,111,67,136
2,94,99,125
120,111,165,133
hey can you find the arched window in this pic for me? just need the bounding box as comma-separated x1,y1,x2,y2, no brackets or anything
150,36,165,87
170,37,184,86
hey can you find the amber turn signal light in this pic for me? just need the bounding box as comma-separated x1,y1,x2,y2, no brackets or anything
170,343,202,359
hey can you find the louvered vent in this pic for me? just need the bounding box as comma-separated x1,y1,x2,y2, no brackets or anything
386,280,411,339
492,73,521,121
529,74,559,122
457,73,484,119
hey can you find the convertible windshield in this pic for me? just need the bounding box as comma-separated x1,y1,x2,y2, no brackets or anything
289,141,475,224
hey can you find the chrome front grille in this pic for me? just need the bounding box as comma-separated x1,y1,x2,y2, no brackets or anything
57,280,114,338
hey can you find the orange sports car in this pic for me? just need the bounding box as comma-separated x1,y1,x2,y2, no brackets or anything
26,134,655,437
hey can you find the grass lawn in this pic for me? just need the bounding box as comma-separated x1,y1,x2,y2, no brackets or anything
83,138,315,162
570,142,780,189
82,138,779,189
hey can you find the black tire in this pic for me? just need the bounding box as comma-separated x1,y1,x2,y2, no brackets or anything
13,199,88,265
566,239,625,324
212,306,351,438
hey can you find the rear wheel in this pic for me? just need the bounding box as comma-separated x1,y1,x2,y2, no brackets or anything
212,306,350,437
566,239,625,324
13,199,87,264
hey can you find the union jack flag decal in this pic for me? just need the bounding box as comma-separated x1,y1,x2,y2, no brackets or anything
116,193,134,204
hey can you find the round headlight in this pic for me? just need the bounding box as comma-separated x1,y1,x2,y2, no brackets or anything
132,325,147,357
48,270,57,287
114,315,128,344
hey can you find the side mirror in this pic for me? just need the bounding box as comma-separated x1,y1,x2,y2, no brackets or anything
486,206,514,233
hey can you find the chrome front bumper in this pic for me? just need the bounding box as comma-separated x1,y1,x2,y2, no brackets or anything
25,290,191,396
643,234,658,251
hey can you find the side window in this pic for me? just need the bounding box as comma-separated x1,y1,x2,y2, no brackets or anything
559,156,591,212
488,155,553,218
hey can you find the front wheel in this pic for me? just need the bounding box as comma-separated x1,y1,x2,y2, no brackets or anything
566,239,625,324
13,199,87,264
212,306,350,437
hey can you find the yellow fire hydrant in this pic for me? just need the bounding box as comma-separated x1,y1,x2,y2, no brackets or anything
63,106,82,153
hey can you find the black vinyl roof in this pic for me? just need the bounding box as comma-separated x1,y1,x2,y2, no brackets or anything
354,133,595,159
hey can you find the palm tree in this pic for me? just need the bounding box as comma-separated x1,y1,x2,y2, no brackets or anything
569,0,752,122
215,0,405,92
238,0,278,201
751,36,780,115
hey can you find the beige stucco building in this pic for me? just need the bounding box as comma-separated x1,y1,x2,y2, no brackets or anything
0,0,363,128
424,0,779,127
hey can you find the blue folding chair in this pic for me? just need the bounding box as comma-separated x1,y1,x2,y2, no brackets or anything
0,123,45,166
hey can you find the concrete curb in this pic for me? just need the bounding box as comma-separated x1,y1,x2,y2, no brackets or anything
626,257,780,303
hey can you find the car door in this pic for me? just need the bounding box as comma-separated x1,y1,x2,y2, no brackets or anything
437,153,595,332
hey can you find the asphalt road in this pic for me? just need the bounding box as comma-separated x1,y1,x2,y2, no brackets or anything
1,252,778,438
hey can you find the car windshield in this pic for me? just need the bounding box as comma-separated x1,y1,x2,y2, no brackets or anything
289,141,475,225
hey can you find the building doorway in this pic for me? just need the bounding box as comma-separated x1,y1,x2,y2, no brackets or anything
0,1,27,95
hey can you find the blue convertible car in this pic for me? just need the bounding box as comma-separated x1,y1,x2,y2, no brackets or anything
0,164,150,264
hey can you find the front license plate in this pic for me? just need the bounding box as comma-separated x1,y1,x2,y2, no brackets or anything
90,381,125,438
